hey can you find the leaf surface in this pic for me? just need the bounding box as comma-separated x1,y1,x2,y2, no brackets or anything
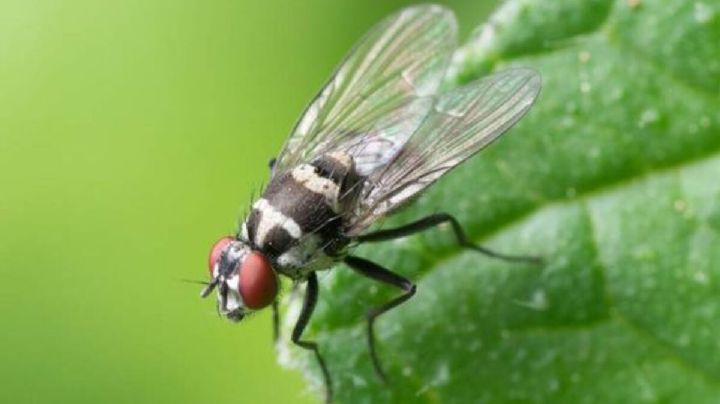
282,0,720,402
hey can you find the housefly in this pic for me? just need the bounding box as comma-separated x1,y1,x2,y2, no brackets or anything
202,4,541,402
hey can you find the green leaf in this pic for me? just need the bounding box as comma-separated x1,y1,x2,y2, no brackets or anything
281,0,720,402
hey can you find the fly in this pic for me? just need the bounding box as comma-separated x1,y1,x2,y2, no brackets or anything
202,5,541,402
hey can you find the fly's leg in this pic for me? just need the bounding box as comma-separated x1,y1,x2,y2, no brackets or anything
272,299,280,344
344,255,416,383
357,213,540,264
291,272,333,403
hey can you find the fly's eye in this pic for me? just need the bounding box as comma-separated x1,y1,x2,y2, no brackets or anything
208,236,234,276
238,251,278,310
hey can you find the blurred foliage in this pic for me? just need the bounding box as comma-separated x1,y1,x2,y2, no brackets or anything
280,0,720,402
0,1,496,403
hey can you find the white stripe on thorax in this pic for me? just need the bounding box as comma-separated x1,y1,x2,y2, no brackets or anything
252,198,302,247
326,151,352,169
291,164,339,200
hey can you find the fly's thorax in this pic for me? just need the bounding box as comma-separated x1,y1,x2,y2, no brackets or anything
313,151,363,214
244,152,362,275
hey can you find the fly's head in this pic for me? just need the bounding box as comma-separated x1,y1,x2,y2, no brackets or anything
202,236,279,322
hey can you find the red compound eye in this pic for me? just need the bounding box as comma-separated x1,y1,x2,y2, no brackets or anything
208,236,234,276
238,251,278,310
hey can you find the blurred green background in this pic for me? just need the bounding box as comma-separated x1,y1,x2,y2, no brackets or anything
0,1,498,403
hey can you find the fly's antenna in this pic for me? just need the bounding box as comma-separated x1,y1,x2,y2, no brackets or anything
180,278,217,298
200,278,219,298
180,278,210,286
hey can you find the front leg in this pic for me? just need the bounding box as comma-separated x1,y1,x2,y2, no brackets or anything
357,212,540,264
291,272,333,403
344,255,416,383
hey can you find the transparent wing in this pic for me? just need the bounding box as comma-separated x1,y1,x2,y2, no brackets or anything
272,5,458,176
349,68,542,233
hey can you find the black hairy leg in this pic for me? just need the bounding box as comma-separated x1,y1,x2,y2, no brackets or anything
357,212,541,264
344,255,416,382
291,272,333,403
